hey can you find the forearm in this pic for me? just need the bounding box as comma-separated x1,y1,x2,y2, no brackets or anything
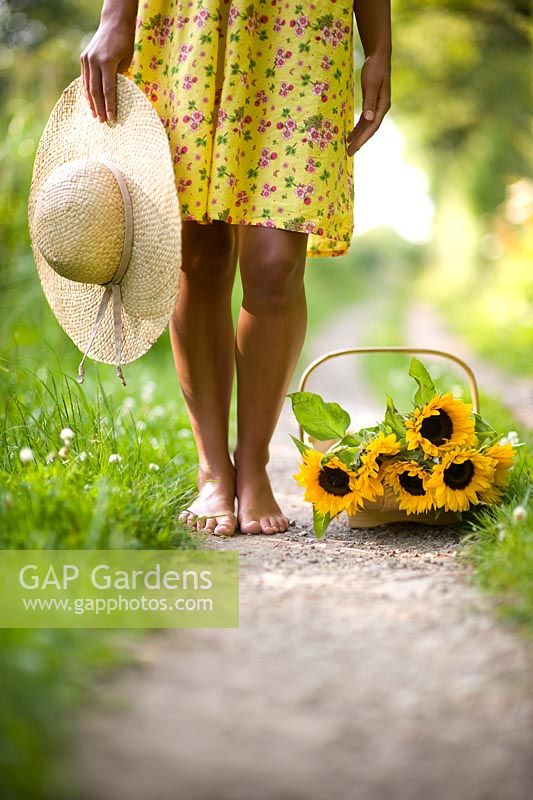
100,0,138,26
353,0,392,58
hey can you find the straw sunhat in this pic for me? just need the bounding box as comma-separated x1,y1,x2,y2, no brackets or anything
28,73,182,385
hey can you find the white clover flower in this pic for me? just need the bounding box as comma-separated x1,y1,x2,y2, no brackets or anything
122,397,135,412
497,529,506,542
148,462,160,472
58,446,69,459
108,453,122,464
45,452,56,464
78,451,88,462
141,381,156,403
500,430,520,447
150,437,159,448
60,427,75,444
151,405,165,419
177,429,192,439
19,447,34,464
512,505,527,523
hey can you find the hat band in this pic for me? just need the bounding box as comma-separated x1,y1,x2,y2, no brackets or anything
76,158,134,386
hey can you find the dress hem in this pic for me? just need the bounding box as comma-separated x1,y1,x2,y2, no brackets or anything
180,212,353,259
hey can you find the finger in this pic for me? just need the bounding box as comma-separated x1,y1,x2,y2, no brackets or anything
101,64,117,122
88,61,106,122
362,78,380,123
346,115,366,141
80,56,96,118
348,94,391,154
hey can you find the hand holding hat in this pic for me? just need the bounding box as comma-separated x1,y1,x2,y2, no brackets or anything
28,72,182,385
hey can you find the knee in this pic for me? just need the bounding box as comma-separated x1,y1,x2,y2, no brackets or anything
180,222,237,289
240,248,306,310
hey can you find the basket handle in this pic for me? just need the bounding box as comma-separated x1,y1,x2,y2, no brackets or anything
295,346,480,443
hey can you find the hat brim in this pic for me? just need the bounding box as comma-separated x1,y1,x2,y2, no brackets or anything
28,74,182,365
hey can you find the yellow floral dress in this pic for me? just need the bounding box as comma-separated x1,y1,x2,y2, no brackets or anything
124,0,355,258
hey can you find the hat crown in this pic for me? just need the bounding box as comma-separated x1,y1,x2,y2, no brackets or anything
33,159,126,285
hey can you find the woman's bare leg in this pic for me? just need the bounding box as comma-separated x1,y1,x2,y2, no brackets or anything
171,220,239,535
234,226,308,534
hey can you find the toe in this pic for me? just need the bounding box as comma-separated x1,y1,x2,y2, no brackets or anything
239,518,262,535
214,515,236,536
277,515,289,532
204,517,218,534
260,516,275,534
269,515,280,532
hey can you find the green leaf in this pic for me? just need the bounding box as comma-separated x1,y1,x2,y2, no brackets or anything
472,412,497,443
289,433,309,456
323,446,360,468
336,433,364,447
409,357,437,406
384,395,407,440
312,507,331,539
287,391,350,440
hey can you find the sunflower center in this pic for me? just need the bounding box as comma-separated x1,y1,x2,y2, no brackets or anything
420,409,453,446
398,471,426,496
443,459,475,490
318,466,351,496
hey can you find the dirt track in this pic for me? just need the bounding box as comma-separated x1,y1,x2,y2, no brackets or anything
76,306,532,800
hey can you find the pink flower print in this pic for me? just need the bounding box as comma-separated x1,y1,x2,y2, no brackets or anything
245,7,260,35
295,182,316,205
149,55,159,70
228,6,239,27
235,190,249,208
274,47,292,68
321,55,332,71
176,176,192,193
273,17,285,33
261,182,277,198
182,109,204,132
169,115,180,131
178,44,193,64
183,74,198,90
258,147,273,168
312,81,329,97
305,157,319,173
176,14,190,30
258,117,272,134
216,107,228,129
290,14,310,37
276,117,297,141
279,81,294,97
318,18,347,49
193,7,210,29
255,90,268,107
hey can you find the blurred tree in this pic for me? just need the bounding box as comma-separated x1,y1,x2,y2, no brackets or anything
392,0,531,214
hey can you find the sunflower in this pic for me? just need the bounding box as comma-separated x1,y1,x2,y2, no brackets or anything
293,449,362,517
426,446,495,512
477,441,516,504
349,432,401,510
382,460,436,514
405,393,475,457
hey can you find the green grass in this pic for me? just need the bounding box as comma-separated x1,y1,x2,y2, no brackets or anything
0,319,202,799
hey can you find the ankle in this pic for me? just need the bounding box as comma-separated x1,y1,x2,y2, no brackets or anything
198,461,235,483
233,447,269,474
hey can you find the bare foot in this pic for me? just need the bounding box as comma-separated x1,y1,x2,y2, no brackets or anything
234,455,290,535
178,464,237,536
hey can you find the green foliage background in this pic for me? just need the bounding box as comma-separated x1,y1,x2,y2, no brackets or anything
0,1,531,798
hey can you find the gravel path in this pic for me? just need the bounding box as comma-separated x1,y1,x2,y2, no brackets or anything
76,305,532,800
